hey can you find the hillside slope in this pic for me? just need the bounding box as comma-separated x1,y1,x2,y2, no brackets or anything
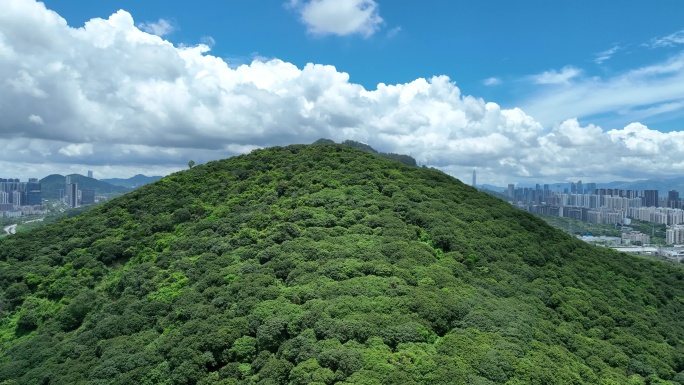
1,144,684,385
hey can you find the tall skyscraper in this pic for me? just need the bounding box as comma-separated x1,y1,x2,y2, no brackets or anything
508,184,515,199
12,191,22,207
26,178,41,206
88,170,93,179
81,189,95,205
576,180,583,195
643,190,659,208
472,169,476,187
585,183,597,195
68,183,79,208
668,190,680,209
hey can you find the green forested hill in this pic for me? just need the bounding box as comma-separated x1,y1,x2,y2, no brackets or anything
1,144,684,384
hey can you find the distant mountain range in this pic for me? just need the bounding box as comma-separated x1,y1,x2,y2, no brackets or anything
100,174,162,188
598,177,684,195
482,176,684,195
39,174,131,199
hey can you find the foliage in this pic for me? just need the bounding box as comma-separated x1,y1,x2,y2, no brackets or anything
317,139,418,167
1,144,684,385
630,220,667,244
537,214,622,237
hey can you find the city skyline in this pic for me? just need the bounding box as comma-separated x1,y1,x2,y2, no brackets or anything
4,168,684,197
506,183,684,245
1,174,101,218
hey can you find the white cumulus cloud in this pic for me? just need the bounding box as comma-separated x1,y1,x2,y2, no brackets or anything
1,0,684,185
137,18,175,37
289,0,383,37
28,115,43,125
483,77,502,86
58,143,94,157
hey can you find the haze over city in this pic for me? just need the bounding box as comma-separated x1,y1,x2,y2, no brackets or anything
2,0,684,185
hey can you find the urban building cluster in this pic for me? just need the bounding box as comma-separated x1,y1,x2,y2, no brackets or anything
502,180,684,245
0,178,44,218
2,173,101,218
61,175,97,208
666,225,684,245
579,232,651,247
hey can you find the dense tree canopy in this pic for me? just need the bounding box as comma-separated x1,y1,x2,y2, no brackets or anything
1,144,684,384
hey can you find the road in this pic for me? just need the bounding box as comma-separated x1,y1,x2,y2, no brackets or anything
3,224,17,235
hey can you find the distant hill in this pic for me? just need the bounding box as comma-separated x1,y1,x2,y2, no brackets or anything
599,177,684,195
480,183,506,192
479,188,510,201
39,174,131,199
100,174,163,188
2,144,684,384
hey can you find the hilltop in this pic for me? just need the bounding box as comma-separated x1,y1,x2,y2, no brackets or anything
1,144,684,384
314,138,418,167
39,174,131,199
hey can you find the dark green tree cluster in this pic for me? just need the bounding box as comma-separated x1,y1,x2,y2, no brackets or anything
314,139,418,167
1,144,684,384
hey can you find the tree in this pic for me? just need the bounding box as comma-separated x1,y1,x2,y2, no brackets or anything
188,160,196,169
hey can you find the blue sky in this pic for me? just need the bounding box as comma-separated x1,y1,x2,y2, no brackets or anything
2,0,684,184
40,0,684,130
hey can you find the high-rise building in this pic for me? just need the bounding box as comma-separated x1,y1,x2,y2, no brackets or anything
643,190,659,208
471,169,476,187
668,190,680,209
585,183,597,195
81,189,95,205
12,191,22,207
26,178,41,206
27,190,41,206
87,170,93,179
67,183,79,208
65,175,72,205
576,180,583,195
507,184,515,199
